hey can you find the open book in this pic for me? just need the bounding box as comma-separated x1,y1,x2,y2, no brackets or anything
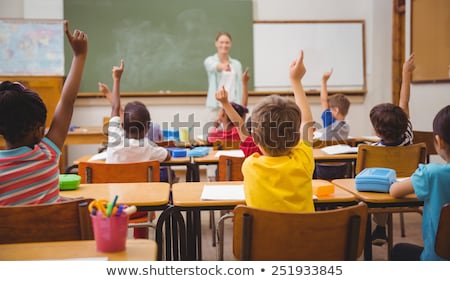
321,144,358,155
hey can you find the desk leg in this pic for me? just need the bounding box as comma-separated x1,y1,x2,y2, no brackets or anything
364,213,373,260
194,210,202,261
186,163,200,182
186,210,197,260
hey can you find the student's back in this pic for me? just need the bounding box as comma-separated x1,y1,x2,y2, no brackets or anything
0,21,88,205
242,50,315,213
390,105,450,260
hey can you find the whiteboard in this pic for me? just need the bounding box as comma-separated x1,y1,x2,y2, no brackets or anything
253,21,365,91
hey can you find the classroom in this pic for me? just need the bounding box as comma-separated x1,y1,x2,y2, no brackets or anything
0,0,449,266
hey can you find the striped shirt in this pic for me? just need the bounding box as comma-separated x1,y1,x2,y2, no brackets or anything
373,121,414,147
0,137,61,205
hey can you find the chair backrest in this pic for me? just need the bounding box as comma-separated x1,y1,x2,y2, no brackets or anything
313,138,357,148
0,198,94,244
435,203,450,260
78,160,160,183
413,130,437,162
355,143,427,177
232,202,368,260
217,155,245,181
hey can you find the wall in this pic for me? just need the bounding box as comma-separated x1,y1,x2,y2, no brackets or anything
2,0,448,164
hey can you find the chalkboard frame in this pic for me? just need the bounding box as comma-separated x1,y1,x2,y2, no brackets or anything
253,20,367,92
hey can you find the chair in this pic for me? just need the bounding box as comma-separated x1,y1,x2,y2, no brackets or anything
413,130,437,163
78,160,160,236
435,204,450,260
0,198,94,244
232,202,368,260
212,155,245,253
355,143,427,258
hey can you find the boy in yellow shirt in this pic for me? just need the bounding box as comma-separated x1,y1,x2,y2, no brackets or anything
242,50,315,212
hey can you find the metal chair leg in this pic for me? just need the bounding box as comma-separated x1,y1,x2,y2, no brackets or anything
216,212,235,260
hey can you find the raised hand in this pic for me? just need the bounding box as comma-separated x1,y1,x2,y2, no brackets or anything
289,50,306,82
112,59,124,81
403,53,415,75
64,20,87,58
322,68,333,82
215,86,229,104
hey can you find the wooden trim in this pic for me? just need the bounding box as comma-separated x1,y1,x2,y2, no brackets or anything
392,0,405,105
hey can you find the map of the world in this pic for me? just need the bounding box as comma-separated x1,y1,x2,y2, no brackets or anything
0,20,64,75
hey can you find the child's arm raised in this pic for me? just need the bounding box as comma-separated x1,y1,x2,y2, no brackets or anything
399,53,415,118
320,68,333,111
46,20,87,150
216,86,249,141
289,50,314,143
99,82,124,121
110,59,124,118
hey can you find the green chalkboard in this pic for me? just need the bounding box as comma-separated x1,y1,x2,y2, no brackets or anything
64,0,253,92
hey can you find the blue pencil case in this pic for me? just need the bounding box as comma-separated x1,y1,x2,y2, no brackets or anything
355,168,397,193
167,147,187,158
187,147,210,157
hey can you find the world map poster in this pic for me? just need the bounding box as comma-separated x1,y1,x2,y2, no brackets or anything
0,20,64,76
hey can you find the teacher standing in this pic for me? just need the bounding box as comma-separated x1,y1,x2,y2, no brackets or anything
204,32,243,110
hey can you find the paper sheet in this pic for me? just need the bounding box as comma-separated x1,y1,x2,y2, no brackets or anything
88,151,107,161
214,150,245,158
201,185,245,201
321,144,358,155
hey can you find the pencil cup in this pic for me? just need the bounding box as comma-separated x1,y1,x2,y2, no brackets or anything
90,213,128,252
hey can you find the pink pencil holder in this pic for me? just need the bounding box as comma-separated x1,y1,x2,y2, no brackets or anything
90,213,128,252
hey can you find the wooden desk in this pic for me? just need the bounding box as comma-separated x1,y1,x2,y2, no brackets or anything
332,178,423,260
0,239,157,261
167,180,357,260
60,182,170,211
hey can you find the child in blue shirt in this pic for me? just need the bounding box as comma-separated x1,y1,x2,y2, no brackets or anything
390,105,450,261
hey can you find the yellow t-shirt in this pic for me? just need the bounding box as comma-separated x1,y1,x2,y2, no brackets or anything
242,141,315,212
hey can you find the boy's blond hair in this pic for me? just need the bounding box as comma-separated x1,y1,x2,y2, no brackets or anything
251,95,301,156
328,93,350,116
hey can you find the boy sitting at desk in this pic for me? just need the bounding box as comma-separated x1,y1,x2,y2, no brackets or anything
319,68,351,141
315,69,352,180
242,50,315,212
105,59,171,239
369,53,415,246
